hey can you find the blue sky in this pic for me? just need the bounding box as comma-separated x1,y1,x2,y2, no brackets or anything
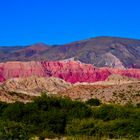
0,0,140,46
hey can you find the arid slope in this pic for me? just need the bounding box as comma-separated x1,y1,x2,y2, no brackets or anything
59,75,140,104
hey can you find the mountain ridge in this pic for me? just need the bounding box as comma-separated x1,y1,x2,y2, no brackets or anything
0,36,140,68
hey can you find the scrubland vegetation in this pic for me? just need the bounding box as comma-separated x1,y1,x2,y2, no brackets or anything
0,94,140,140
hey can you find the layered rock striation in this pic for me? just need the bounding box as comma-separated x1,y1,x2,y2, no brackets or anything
0,61,140,83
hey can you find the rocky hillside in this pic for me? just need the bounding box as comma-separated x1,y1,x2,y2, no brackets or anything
0,37,140,68
74,74,139,86
2,76,71,94
59,80,140,105
0,61,140,83
0,71,140,104
0,76,71,102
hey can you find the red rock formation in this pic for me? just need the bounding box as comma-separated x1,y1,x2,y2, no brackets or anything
41,61,111,83
0,60,140,83
105,68,140,79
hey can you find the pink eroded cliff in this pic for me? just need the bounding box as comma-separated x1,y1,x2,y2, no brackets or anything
41,61,111,83
0,61,140,83
104,68,140,79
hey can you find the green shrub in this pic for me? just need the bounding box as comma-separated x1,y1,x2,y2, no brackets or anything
0,102,7,116
0,120,35,140
66,118,99,136
103,119,140,138
92,104,131,121
0,94,140,139
86,98,101,106
67,101,92,119
66,118,140,139
2,102,25,121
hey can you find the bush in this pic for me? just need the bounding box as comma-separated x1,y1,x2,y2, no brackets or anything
86,98,101,106
0,94,140,139
0,102,7,116
92,104,131,121
2,102,25,121
66,118,103,136
103,119,140,138
68,101,92,119
66,118,140,139
0,120,35,140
